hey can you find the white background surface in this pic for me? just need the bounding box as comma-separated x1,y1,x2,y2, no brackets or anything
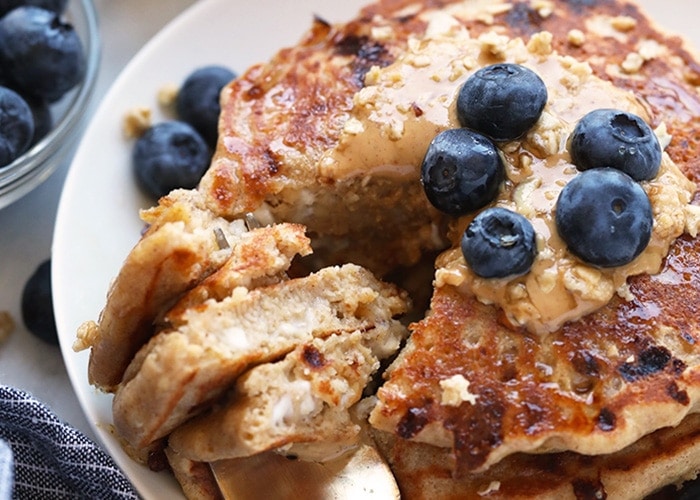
1,0,699,496
0,0,199,442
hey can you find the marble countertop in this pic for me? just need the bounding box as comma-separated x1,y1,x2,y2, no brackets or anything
0,0,198,443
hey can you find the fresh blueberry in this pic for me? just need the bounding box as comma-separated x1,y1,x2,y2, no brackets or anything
0,6,86,102
0,85,34,167
0,0,68,17
176,65,236,148
461,207,537,278
25,95,52,145
421,128,504,216
569,109,661,181
457,63,548,142
555,168,653,267
133,120,211,199
22,258,58,346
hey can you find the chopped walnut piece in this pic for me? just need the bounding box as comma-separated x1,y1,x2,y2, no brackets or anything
157,83,179,109
567,29,585,47
123,106,152,138
621,52,644,74
611,15,637,32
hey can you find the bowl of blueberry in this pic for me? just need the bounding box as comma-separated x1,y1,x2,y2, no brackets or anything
0,0,100,209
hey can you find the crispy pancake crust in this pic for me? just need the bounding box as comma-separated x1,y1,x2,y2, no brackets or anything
371,413,700,499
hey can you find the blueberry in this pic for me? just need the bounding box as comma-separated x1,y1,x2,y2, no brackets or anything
22,258,58,346
461,207,537,278
133,120,211,199
0,0,68,17
421,128,504,216
569,109,661,181
0,6,85,102
457,63,548,142
0,85,34,167
555,168,653,267
25,95,52,145
176,65,236,148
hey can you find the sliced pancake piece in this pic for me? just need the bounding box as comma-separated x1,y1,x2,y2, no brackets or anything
163,447,221,500
112,263,409,450
74,189,248,391
168,330,393,462
159,220,312,322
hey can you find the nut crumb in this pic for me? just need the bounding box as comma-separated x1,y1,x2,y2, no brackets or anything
123,106,152,138
0,311,15,344
73,320,98,352
371,25,394,41
611,15,637,32
531,0,554,18
478,31,510,59
527,31,554,57
621,52,644,74
637,39,665,61
567,29,585,47
157,83,179,109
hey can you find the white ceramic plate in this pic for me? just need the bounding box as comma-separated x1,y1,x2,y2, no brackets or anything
53,0,700,498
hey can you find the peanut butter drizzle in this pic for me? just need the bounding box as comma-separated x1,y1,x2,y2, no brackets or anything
320,23,698,334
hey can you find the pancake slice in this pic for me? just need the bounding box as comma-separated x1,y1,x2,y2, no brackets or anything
112,263,409,450
75,189,249,391
168,330,396,463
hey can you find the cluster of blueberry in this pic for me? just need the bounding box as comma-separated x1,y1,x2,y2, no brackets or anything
420,63,661,279
0,0,85,168
421,63,547,278
132,65,236,200
556,109,659,268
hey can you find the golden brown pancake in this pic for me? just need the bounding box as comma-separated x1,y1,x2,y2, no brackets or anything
370,412,700,499
198,0,700,494
364,0,700,475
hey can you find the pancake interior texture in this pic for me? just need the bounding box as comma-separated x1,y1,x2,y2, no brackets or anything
76,0,700,498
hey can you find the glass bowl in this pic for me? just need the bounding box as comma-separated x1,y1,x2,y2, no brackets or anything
0,0,100,210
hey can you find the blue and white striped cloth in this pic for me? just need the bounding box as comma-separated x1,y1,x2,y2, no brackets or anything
0,386,138,499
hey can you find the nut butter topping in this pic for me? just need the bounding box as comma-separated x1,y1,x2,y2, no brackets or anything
319,21,699,334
